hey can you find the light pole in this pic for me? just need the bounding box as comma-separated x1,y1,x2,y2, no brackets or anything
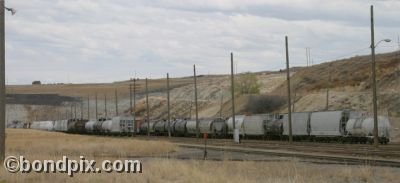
370,5,391,147
0,0,16,163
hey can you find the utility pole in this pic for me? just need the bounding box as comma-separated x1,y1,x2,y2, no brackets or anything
370,5,379,147
0,0,7,163
129,81,132,115
104,94,107,119
115,89,118,116
285,36,293,143
292,87,296,112
193,65,199,138
230,53,236,133
80,99,83,119
189,100,192,119
95,93,98,121
70,104,73,119
326,71,331,110
133,78,136,135
305,48,309,67
74,102,77,119
167,73,171,138
87,95,90,119
219,90,224,118
146,78,150,136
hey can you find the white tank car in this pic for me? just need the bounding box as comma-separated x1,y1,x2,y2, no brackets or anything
227,115,245,135
185,119,197,135
85,120,96,133
31,121,54,131
243,114,268,136
54,120,68,132
283,112,310,136
101,120,112,133
198,119,213,134
346,116,391,139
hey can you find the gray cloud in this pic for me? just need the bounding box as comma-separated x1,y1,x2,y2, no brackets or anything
4,0,400,84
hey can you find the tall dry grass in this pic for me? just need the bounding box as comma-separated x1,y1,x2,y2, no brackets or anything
1,129,399,183
4,129,176,158
1,158,399,183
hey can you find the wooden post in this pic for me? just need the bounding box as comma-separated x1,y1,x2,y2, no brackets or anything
285,36,293,143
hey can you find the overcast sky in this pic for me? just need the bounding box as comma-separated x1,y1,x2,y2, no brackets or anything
5,0,400,84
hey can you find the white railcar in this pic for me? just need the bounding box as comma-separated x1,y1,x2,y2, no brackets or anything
185,119,197,135
243,115,267,136
101,120,112,133
31,121,54,131
227,115,246,135
54,120,68,132
110,116,135,134
346,116,390,143
283,112,310,136
85,120,96,133
309,111,345,137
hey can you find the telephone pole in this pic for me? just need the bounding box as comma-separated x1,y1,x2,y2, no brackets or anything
230,53,236,133
0,0,13,163
167,73,171,138
115,89,118,116
285,36,293,143
95,93,98,121
87,95,90,119
129,81,132,115
326,71,331,110
133,78,137,135
104,94,107,119
146,78,150,136
80,99,83,119
370,5,379,147
193,65,199,138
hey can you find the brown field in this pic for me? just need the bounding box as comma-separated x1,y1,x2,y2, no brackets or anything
1,129,400,183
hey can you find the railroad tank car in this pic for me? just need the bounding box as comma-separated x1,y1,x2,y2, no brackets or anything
243,114,269,137
67,119,89,133
242,114,282,138
185,119,197,136
169,119,177,135
346,116,391,144
198,119,214,134
283,112,310,138
227,115,246,136
85,120,96,133
173,119,187,136
93,118,108,134
211,118,227,137
264,114,283,138
101,120,113,134
54,120,68,132
139,120,158,134
110,116,135,135
154,120,167,135
30,121,54,131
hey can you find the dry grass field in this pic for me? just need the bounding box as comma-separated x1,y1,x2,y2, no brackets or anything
1,129,400,182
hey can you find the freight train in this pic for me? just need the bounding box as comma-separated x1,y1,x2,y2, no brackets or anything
29,109,391,144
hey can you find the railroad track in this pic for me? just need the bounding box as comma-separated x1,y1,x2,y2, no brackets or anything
175,143,400,168
134,135,400,160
